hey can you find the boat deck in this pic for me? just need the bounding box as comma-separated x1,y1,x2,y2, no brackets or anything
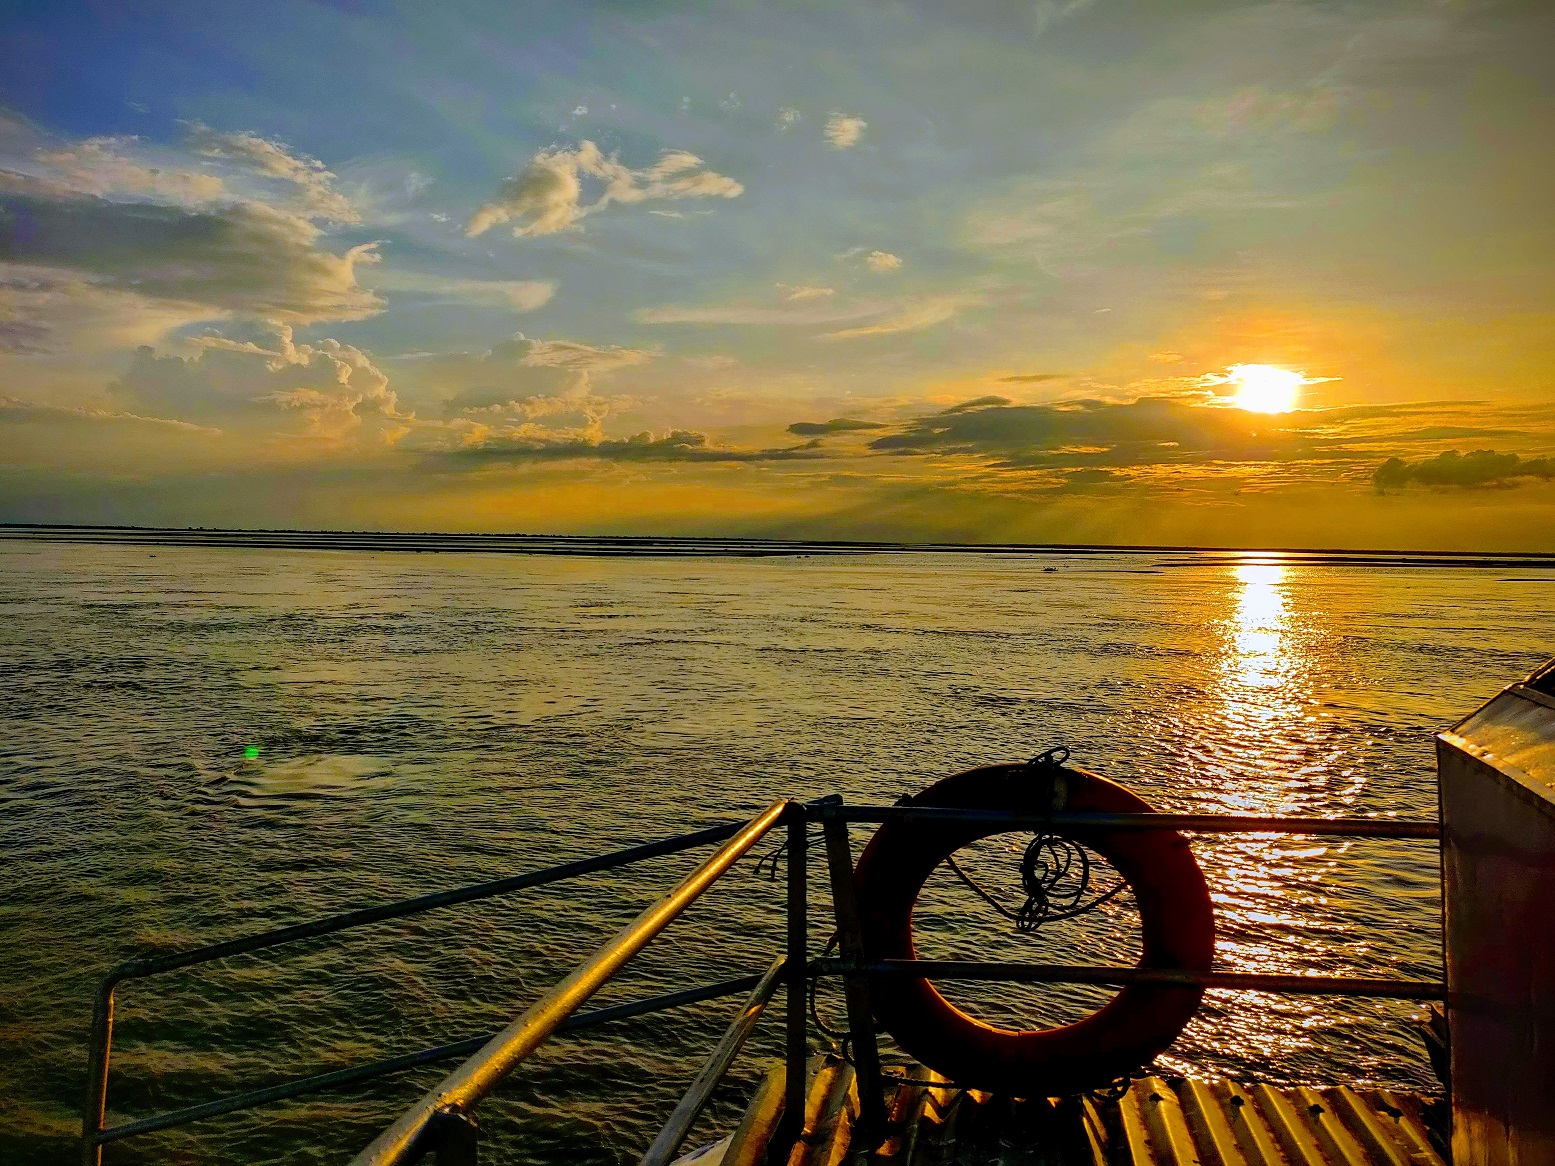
706,1056,1448,1166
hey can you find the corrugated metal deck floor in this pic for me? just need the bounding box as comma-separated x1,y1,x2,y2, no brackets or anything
706,1056,1448,1166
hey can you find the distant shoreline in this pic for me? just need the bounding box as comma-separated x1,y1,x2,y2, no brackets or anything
3,522,1554,568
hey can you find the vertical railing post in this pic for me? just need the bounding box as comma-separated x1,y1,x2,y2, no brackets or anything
820,805,886,1150
781,804,809,1150
80,978,116,1166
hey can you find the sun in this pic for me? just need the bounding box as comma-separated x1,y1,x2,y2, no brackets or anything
1226,364,1303,413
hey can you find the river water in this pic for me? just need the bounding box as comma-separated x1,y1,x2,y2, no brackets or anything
2,541,1549,1165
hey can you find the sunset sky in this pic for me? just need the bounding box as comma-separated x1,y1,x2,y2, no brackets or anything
2,0,1553,549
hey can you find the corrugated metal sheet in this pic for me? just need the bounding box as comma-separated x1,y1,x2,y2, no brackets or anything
714,1060,1448,1166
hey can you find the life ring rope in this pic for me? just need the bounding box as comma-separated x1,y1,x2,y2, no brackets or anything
851,759,1216,1098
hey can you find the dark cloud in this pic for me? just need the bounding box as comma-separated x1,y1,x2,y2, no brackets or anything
997,373,1066,383
869,396,1323,466
940,395,1011,414
438,429,823,465
786,417,888,436
1373,450,1555,491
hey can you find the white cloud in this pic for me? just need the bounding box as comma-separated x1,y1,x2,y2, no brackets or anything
776,107,803,131
368,270,555,311
519,337,655,376
114,324,404,445
418,333,657,444
465,140,743,238
825,114,868,149
185,122,360,224
864,250,902,273
33,136,226,203
824,296,971,340
636,298,887,326
1031,0,1097,38
781,285,836,301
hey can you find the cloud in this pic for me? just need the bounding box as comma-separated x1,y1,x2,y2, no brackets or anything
863,250,901,273
786,418,888,436
637,298,886,326
824,295,966,339
434,428,822,465
33,136,227,203
465,141,742,238
112,325,402,443
416,333,657,443
367,270,555,311
998,373,1066,384
0,172,382,342
1373,450,1555,491
944,396,1012,413
1031,0,1097,38
518,337,654,376
782,285,835,301
825,114,867,149
0,395,218,433
184,122,360,223
867,396,1327,466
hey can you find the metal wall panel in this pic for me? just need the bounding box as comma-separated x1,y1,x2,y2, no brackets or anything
1439,675,1555,1166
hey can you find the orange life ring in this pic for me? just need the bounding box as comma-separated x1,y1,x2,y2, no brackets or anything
852,762,1215,1097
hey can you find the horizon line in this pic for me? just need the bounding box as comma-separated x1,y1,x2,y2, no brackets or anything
3,522,1554,566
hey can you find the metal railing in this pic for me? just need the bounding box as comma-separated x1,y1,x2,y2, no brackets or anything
80,794,1445,1165
78,810,791,1165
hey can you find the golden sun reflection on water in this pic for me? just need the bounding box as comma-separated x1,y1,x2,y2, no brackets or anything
1157,557,1353,1076
1229,562,1292,694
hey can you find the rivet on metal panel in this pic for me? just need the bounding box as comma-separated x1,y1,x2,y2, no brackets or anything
1180,1079,1249,1166
1137,1077,1202,1166
1250,1083,1330,1166
1294,1087,1372,1166
1322,1088,1410,1166
1216,1081,1287,1166
1366,1091,1445,1166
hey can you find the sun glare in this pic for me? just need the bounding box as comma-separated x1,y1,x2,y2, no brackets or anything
1227,364,1303,413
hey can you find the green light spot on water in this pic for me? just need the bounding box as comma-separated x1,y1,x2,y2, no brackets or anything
243,745,260,760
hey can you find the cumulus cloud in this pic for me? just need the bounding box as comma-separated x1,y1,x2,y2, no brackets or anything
465,141,742,238
1372,450,1555,491
786,418,888,436
113,325,402,443
0,171,382,347
184,122,360,223
825,114,867,149
414,333,658,444
863,250,901,273
781,285,835,301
